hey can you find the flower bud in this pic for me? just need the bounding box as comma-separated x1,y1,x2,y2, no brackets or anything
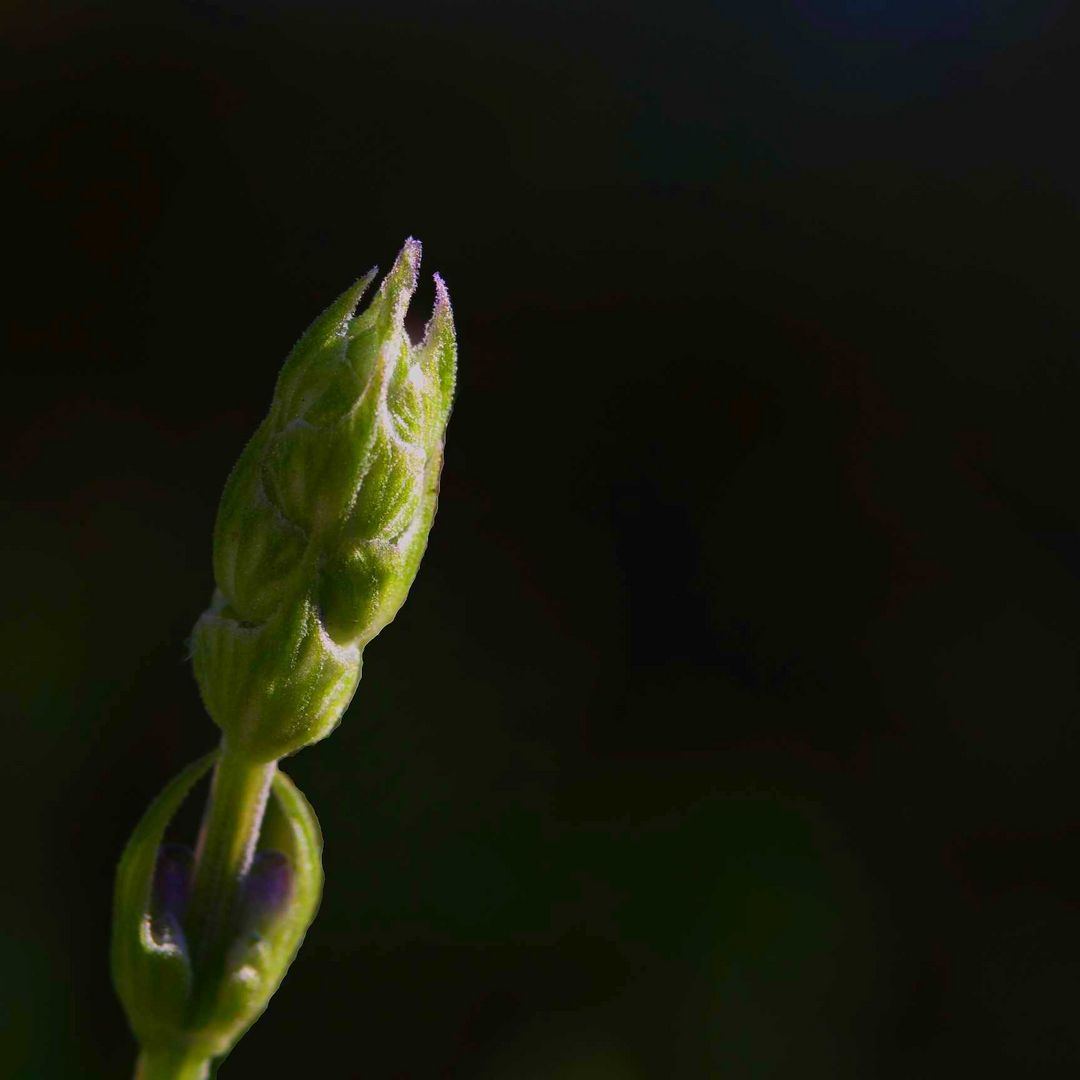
201,773,322,1048
112,754,212,1052
112,755,323,1064
191,238,456,761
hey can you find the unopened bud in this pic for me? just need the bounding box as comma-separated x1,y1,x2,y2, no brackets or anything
112,755,323,1063
191,238,456,761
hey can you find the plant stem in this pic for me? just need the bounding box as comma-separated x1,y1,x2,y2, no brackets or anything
131,745,274,1077
135,1044,212,1080
186,738,276,981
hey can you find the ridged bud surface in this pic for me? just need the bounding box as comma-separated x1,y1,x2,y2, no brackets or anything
191,239,456,760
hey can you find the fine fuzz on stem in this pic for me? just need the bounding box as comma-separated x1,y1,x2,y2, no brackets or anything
111,240,457,1077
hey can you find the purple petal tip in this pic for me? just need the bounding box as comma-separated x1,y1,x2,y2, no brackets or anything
241,849,294,926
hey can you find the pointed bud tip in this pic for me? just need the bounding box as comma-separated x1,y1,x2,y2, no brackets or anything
355,264,379,295
389,237,422,288
433,272,452,312
371,238,423,331
421,272,454,351
342,265,378,318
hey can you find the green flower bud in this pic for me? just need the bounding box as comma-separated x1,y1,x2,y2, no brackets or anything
191,239,456,761
190,768,322,1055
112,754,214,1052
112,755,323,1066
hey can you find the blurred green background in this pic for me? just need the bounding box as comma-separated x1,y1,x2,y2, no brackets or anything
5,1,1080,1076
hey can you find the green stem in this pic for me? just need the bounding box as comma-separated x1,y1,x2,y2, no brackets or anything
135,1044,212,1080
131,744,274,1077
185,738,276,990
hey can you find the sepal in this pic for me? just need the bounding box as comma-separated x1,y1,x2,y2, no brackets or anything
112,753,216,1051
198,769,323,1050
191,592,362,761
112,756,323,1061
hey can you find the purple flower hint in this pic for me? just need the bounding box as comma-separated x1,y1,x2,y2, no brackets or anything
150,843,193,948
240,849,294,929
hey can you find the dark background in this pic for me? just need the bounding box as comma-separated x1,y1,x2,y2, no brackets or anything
4,1,1080,1076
